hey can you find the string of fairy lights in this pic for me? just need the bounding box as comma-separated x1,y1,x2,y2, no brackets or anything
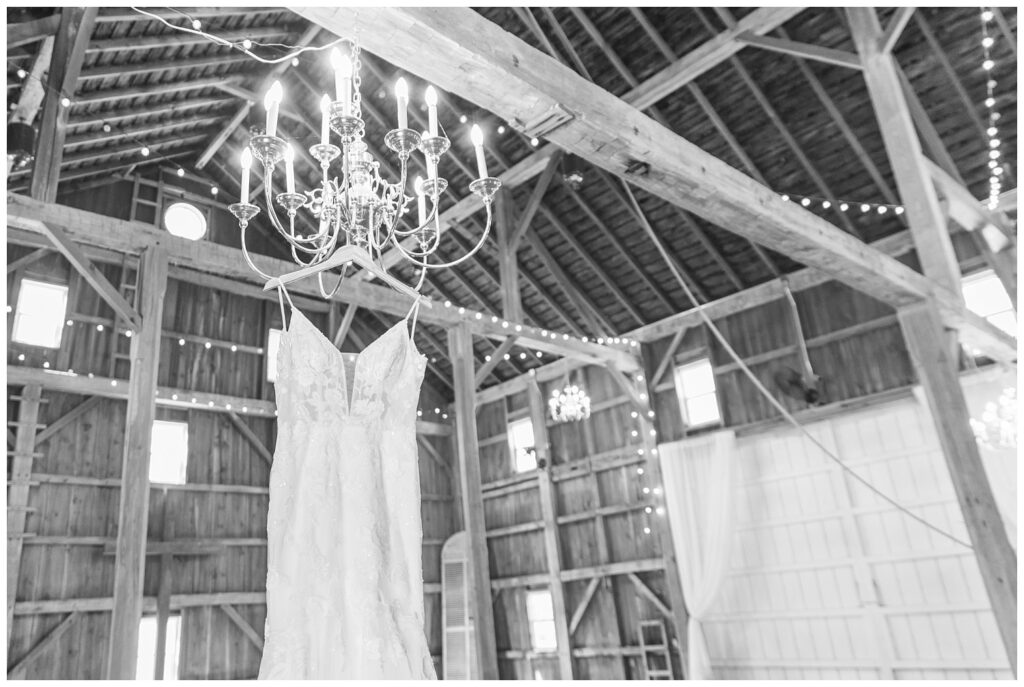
979,8,1006,210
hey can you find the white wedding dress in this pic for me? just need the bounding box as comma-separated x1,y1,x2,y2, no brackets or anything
258,289,436,680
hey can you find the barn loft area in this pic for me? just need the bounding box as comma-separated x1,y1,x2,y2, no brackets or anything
4,5,1018,681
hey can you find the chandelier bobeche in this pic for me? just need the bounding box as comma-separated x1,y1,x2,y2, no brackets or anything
229,40,501,296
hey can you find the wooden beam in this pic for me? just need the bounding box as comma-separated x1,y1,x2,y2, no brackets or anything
285,8,1011,358
568,577,601,636
8,36,54,129
30,8,97,202
8,194,640,370
6,611,80,678
220,604,265,652
627,573,672,620
880,7,915,54
926,159,1014,251
475,336,518,389
105,246,168,679
510,151,562,248
736,31,862,69
86,26,288,53
847,8,963,297
331,303,358,348
225,412,273,466
448,323,499,679
6,247,51,275
34,221,142,331
7,14,60,48
494,191,523,322
897,301,1017,675
7,384,41,649
34,395,102,445
527,378,574,678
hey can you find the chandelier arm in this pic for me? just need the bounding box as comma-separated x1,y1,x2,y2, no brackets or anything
263,165,333,256
239,219,275,280
389,201,494,269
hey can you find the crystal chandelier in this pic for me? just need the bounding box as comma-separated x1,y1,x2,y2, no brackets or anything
228,40,501,296
549,378,592,423
970,386,1017,449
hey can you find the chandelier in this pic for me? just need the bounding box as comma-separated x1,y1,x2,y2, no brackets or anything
970,386,1016,449
228,40,501,296
549,378,592,423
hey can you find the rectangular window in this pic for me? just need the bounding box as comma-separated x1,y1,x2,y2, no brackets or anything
136,614,182,680
150,420,188,485
266,328,283,383
962,269,1016,337
508,417,537,473
673,357,721,428
12,279,69,349
526,589,557,651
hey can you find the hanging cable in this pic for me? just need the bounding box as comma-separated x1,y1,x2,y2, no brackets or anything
620,180,973,550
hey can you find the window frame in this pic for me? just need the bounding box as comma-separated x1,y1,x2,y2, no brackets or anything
672,354,723,430
507,415,537,473
149,419,189,486
525,588,558,653
135,612,183,680
12,278,69,350
961,267,1016,338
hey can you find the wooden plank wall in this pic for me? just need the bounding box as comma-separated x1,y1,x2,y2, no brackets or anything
7,183,458,679
477,365,677,679
680,367,1015,679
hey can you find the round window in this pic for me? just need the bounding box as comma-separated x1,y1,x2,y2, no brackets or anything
164,202,207,240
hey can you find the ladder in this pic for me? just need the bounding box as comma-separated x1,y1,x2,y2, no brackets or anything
108,255,139,378
638,619,674,680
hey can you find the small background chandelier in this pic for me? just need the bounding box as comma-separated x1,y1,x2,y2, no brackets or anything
550,376,592,423
970,386,1016,450
229,39,501,296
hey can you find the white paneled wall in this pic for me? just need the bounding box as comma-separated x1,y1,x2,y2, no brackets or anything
668,369,1015,680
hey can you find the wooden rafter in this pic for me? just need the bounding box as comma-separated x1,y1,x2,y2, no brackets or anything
880,7,916,54
7,14,60,49
7,36,54,129
86,25,290,53
30,7,97,203
294,8,1016,362
735,31,862,70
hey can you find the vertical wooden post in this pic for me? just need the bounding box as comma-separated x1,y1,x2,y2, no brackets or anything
30,7,96,203
106,246,169,679
636,347,690,676
526,378,574,679
447,322,499,679
495,191,523,322
7,383,42,649
898,301,1016,675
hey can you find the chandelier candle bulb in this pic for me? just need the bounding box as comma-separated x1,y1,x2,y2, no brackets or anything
471,124,487,178
320,95,330,146
284,145,295,194
240,148,253,200
425,86,439,137
265,81,283,138
414,176,427,225
395,78,409,130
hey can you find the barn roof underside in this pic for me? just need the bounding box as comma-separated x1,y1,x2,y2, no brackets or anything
6,6,1018,398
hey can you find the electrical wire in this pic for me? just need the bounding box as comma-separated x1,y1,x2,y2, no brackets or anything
619,180,974,550
129,7,345,65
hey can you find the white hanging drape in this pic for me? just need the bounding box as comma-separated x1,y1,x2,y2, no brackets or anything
659,430,737,680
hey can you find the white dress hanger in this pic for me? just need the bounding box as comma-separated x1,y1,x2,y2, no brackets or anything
263,244,432,307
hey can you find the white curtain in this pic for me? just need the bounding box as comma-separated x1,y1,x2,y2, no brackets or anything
659,430,737,680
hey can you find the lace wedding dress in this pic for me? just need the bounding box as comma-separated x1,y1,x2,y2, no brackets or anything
258,291,436,680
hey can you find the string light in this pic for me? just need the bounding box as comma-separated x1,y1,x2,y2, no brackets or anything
780,192,904,217
980,8,1003,210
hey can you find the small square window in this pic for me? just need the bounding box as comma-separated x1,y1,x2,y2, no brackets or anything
508,417,536,472
962,269,1016,337
674,357,721,428
266,328,283,383
526,589,557,651
150,421,188,485
136,614,182,680
12,279,69,349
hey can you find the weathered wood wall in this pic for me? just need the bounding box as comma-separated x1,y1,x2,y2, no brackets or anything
7,179,458,679
476,366,679,679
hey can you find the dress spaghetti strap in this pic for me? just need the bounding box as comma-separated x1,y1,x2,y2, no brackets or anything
276,281,296,329
404,296,422,340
